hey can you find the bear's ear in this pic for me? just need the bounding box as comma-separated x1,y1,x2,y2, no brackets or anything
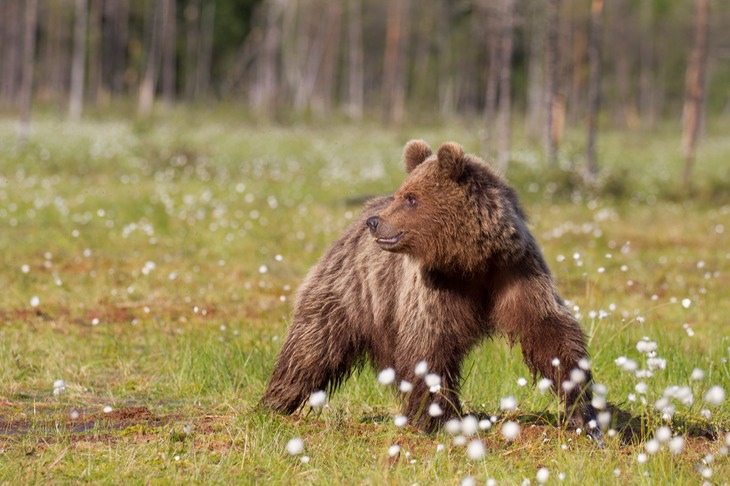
403,139,433,173
436,142,466,179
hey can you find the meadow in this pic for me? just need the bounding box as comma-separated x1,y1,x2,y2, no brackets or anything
0,111,728,484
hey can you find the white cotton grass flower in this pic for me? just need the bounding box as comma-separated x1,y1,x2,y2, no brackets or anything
444,419,461,435
428,403,443,417
668,436,685,454
394,415,408,427
501,421,521,441
424,373,440,386
517,377,528,387
414,361,428,377
377,368,396,385
461,415,479,436
570,368,586,383
461,477,476,486
103,405,113,414
300,455,310,463
70,410,80,420
647,357,666,371
615,356,638,372
645,439,660,455
655,426,672,443
551,357,560,367
704,386,726,406
479,419,492,430
537,378,553,394
597,411,612,430
453,435,467,446
636,453,648,464
309,390,327,408
536,467,550,484
466,439,486,460
635,382,648,395
500,396,517,412
691,368,705,380
30,296,40,308
681,298,691,309
592,395,607,410
388,444,401,457
636,340,658,354
399,380,413,393
578,358,591,370
52,379,66,395
436,443,445,452
286,437,304,455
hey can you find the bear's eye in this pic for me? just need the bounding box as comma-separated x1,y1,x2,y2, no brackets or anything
405,195,418,207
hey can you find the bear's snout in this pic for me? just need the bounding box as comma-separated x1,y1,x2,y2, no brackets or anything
366,215,380,235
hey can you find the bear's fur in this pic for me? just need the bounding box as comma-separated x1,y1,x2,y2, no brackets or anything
261,140,599,435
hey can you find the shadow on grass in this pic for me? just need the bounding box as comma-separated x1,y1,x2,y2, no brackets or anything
360,402,722,446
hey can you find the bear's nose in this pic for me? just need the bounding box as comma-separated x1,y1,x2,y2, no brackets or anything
366,216,380,234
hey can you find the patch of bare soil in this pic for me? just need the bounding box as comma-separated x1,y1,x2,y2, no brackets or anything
0,406,179,444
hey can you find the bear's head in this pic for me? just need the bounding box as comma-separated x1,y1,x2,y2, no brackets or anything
366,140,527,274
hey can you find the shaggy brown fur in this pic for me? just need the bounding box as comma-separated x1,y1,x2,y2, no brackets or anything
261,140,599,436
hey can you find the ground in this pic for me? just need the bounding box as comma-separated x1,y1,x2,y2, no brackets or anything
0,111,728,484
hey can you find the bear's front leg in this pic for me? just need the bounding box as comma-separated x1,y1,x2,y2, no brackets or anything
394,339,466,433
260,301,363,414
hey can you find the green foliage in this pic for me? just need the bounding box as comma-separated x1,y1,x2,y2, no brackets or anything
0,112,728,483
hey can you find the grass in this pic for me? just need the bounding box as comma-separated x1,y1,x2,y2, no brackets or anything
0,110,729,484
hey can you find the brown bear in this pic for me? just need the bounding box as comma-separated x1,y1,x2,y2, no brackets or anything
261,140,599,437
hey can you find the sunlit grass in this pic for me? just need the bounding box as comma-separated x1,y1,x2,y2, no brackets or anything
0,112,728,483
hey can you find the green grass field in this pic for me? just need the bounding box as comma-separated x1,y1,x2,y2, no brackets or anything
0,112,728,484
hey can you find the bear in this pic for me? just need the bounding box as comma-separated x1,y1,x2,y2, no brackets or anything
261,140,600,438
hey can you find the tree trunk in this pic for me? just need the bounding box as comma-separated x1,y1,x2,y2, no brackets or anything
103,0,129,96
382,0,410,124
496,0,515,173
346,0,364,119
682,0,709,189
69,0,88,122
197,1,215,98
161,0,177,103
313,2,342,115
482,3,500,158
545,0,560,165
524,0,545,141
252,0,281,114
18,0,38,147
586,0,603,182
87,0,103,105
184,1,200,100
138,0,163,116
1,1,21,107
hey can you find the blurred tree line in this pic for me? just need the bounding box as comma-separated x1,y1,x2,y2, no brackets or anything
1,0,727,182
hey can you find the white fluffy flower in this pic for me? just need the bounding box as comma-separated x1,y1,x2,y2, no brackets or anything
537,378,553,394
377,368,396,385
414,361,428,376
461,415,478,436
704,386,726,406
501,421,521,441
428,403,443,417
536,467,550,484
500,396,517,411
466,439,486,460
286,437,304,455
668,436,685,454
388,444,401,457
309,390,327,408
394,415,408,427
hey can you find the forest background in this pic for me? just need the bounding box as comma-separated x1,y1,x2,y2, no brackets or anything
1,0,728,186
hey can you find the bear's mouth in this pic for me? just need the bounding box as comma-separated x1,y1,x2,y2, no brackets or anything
375,232,404,250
